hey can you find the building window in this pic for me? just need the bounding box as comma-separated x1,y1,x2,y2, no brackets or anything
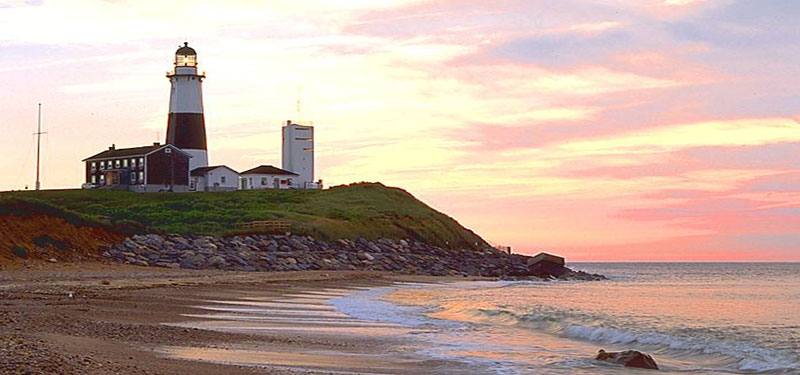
99,161,105,170
115,159,120,168
91,175,97,184
220,176,226,184
176,54,197,67
261,177,267,185
122,159,128,168
138,171,144,183
138,157,144,166
91,162,96,170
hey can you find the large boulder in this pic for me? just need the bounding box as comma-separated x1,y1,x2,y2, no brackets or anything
179,254,206,270
205,255,227,269
512,252,568,278
526,252,564,266
595,349,659,370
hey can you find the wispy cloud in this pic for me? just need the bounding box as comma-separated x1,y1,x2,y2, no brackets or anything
1,0,798,260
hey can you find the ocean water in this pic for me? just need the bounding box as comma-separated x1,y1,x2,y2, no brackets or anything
331,263,800,374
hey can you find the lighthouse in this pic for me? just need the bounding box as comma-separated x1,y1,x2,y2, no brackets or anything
166,42,208,172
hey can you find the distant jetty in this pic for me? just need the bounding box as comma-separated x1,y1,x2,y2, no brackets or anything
99,234,603,280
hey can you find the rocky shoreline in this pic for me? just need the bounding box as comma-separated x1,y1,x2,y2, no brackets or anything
103,234,604,280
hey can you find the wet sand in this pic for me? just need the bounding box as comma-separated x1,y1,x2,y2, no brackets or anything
0,263,474,374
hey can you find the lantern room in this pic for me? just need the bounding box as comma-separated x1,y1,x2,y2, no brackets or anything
175,42,197,67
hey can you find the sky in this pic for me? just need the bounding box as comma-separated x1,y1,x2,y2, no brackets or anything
0,0,797,261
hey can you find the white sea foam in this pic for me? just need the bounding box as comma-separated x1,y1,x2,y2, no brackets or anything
559,323,799,373
190,305,349,317
468,307,800,374
204,299,336,311
328,267,800,375
329,286,458,328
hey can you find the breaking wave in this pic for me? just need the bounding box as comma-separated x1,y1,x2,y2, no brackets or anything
468,307,799,374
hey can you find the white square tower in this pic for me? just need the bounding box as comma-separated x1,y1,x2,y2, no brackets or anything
281,120,314,188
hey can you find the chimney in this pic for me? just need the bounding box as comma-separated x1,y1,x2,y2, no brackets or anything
153,142,160,146
287,120,292,126
109,144,115,150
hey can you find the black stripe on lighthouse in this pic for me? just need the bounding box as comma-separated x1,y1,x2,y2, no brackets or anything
166,113,207,150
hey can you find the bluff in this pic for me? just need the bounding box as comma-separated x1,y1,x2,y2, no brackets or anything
0,184,603,280
0,197,124,266
3,183,486,250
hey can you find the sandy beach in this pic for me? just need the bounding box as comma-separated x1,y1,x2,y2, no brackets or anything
4,262,796,375
0,263,474,374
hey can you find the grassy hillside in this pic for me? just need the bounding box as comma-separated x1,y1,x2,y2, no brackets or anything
0,196,103,227
1,183,488,250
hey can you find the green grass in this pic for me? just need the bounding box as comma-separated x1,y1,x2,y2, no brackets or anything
0,196,106,228
1,183,488,249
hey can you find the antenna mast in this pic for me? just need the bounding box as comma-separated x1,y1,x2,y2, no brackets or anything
34,103,47,191
296,85,303,125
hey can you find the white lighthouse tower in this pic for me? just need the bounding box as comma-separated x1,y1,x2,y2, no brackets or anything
282,120,315,188
166,42,208,172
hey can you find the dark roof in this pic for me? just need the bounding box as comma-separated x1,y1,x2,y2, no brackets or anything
176,42,196,56
240,165,298,176
83,144,161,161
191,165,239,176
83,143,192,161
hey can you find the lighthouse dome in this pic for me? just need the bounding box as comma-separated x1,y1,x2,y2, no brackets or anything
175,42,197,67
176,42,196,56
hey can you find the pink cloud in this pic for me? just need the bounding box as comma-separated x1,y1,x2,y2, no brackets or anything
555,142,800,180
2,1,799,262
565,233,799,262
617,185,799,236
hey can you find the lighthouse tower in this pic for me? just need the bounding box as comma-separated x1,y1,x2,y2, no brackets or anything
166,42,208,172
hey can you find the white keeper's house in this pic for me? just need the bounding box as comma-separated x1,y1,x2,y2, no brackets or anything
240,165,299,190
190,165,240,192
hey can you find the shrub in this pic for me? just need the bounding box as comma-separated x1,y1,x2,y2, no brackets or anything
11,245,28,258
33,235,68,250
